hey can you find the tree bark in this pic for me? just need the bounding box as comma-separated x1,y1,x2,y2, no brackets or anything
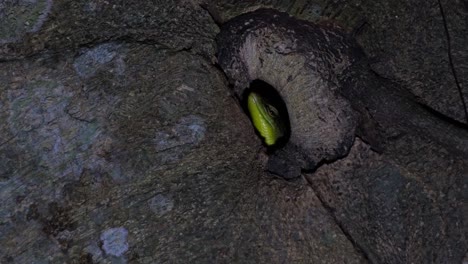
0,0,466,263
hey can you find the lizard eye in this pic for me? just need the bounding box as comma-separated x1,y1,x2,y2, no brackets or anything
266,104,279,117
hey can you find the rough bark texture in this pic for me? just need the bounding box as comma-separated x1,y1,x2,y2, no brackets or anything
216,8,467,263
0,0,467,263
210,0,468,124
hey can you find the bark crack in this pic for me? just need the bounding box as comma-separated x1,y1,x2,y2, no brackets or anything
303,174,373,263
437,0,468,124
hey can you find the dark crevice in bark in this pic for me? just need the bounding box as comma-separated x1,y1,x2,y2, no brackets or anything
437,0,468,124
417,101,468,130
304,175,373,263
199,2,224,26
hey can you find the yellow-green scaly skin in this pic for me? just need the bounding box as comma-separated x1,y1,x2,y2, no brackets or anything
247,92,284,146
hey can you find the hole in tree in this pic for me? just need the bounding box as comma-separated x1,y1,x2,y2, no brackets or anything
242,79,291,150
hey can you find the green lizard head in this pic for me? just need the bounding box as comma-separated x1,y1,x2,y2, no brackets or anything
247,92,285,146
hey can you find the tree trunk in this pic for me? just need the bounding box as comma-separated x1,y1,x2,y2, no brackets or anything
0,0,466,263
